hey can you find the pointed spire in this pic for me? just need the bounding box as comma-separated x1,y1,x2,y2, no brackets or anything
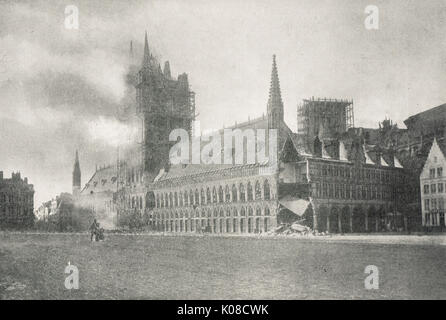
267,54,284,112
163,61,171,79
73,150,81,194
129,40,134,65
142,31,150,67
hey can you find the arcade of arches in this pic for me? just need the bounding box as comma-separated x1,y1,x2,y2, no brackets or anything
313,203,404,233
150,176,278,233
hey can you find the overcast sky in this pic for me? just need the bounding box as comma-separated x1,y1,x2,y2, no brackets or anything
1,0,446,205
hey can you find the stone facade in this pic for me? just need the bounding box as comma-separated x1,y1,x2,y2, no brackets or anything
0,171,34,229
420,138,446,229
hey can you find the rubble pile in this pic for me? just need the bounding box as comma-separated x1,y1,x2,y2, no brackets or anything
267,220,328,237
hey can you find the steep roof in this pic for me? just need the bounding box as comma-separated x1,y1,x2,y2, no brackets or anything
404,104,446,130
81,165,117,194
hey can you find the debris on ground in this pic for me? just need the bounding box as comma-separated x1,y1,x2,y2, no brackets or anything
265,220,329,237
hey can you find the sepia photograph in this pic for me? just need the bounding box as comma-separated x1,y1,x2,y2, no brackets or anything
0,0,445,305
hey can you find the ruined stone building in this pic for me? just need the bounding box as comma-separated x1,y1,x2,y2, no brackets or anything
148,55,293,233
111,32,437,233
72,151,118,229
0,171,34,229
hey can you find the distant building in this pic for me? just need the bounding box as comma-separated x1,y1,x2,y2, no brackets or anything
35,199,58,221
420,138,446,230
0,171,34,229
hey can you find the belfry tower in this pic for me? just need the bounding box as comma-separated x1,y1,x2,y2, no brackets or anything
135,31,195,174
72,150,81,197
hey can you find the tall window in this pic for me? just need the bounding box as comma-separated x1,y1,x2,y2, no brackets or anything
201,189,205,204
438,183,444,193
225,185,231,202
255,181,261,200
239,184,246,202
430,169,436,178
425,199,430,211
431,184,436,194
424,185,429,194
437,167,443,177
218,186,224,203
184,191,188,206
232,184,238,202
247,182,253,201
207,188,211,204
264,180,271,200
212,187,217,203
195,189,199,205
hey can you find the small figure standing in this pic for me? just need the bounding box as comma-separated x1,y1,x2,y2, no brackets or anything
90,219,99,241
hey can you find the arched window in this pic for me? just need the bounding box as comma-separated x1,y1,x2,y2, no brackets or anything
201,209,206,218
169,193,173,208
255,181,261,200
206,188,211,204
225,185,230,202
226,208,231,217
264,180,271,200
156,194,160,208
232,184,237,202
265,207,270,216
247,182,253,201
220,209,224,217
240,207,246,216
179,192,183,206
212,187,217,203
189,190,194,205
174,192,178,207
132,197,135,208
184,191,188,206
233,208,238,217
239,183,246,202
218,186,224,203
201,188,205,204
256,207,262,216
195,189,199,205
248,207,253,216
146,192,155,209
161,194,164,208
